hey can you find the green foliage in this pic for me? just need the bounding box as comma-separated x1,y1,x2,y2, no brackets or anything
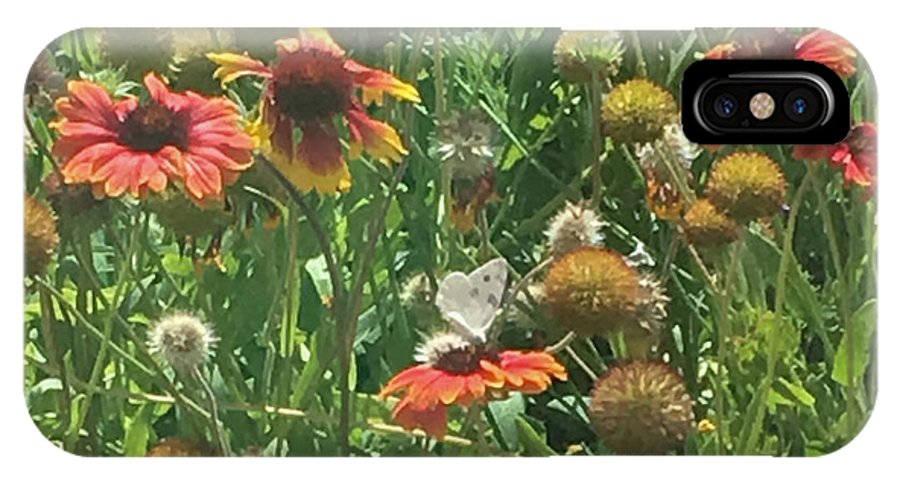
23,27,876,457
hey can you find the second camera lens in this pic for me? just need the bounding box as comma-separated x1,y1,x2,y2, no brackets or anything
784,89,820,123
714,94,738,118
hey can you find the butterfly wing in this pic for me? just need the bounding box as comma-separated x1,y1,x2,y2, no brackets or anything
435,258,509,342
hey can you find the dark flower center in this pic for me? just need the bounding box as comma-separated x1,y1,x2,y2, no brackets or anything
272,49,354,124
119,102,190,152
434,343,499,374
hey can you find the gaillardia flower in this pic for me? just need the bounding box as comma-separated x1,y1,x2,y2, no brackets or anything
148,312,217,372
681,198,739,248
51,73,254,203
379,332,567,439
702,29,857,79
24,195,59,277
146,437,213,457
601,79,678,145
794,30,857,78
543,246,667,339
545,201,605,259
208,30,420,194
706,151,786,223
793,122,876,188
590,361,695,455
553,31,625,83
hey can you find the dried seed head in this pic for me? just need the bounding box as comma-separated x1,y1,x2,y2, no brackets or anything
706,151,786,223
590,361,695,455
602,79,678,145
148,312,217,372
682,198,739,248
437,110,494,179
146,189,234,239
544,246,667,338
24,195,59,277
545,201,605,258
553,31,625,83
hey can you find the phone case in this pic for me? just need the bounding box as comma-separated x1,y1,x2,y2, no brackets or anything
23,27,876,457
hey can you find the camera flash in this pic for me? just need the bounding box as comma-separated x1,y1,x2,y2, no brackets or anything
750,92,775,120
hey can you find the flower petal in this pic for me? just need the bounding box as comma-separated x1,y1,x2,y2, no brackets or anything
345,59,421,105
346,108,408,165
207,52,272,85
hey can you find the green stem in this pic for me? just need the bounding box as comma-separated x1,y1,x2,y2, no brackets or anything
738,170,811,454
191,366,231,456
339,160,410,455
712,227,745,454
589,72,605,208
66,209,141,448
808,166,856,427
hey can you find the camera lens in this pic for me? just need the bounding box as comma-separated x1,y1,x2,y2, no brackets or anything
713,94,738,118
784,89,820,123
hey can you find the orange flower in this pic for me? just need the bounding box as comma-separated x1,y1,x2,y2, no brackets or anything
794,30,857,78
208,29,420,194
793,123,876,188
701,29,857,78
379,333,567,438
51,73,253,203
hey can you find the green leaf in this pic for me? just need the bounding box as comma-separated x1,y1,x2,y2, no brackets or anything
832,299,877,386
488,393,525,450
666,30,697,88
299,266,324,333
775,377,816,407
515,416,555,457
123,404,154,456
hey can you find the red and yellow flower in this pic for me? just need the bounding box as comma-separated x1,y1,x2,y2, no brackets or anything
51,73,254,203
793,122,876,188
207,30,420,194
794,30,857,78
379,332,567,439
703,29,857,78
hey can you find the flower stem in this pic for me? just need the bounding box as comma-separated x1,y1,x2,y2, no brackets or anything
191,366,231,457
65,209,141,449
808,166,858,429
739,169,811,454
711,226,745,454
589,71,606,208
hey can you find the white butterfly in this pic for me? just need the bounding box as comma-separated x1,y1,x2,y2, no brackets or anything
435,258,509,343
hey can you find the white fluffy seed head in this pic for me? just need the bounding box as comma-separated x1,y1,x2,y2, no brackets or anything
413,331,471,365
546,201,606,258
148,312,217,372
436,111,495,179
637,123,701,174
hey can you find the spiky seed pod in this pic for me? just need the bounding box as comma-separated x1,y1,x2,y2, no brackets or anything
681,198,739,247
602,79,678,145
148,313,217,372
553,31,625,83
170,29,236,95
43,172,110,235
545,201,605,258
24,195,59,277
437,110,495,179
146,189,234,239
706,151,786,223
26,48,66,109
146,437,213,457
543,246,667,338
99,28,175,81
590,361,695,455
